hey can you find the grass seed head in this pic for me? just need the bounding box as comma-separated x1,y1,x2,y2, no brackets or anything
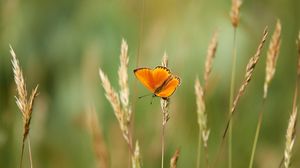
264,20,281,98
230,0,242,28
204,31,218,89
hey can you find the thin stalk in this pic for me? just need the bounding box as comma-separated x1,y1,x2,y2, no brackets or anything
228,27,237,168
136,0,144,67
28,135,33,168
131,0,144,148
131,1,144,166
196,129,202,168
132,0,145,125
249,98,266,168
161,123,166,168
196,126,210,168
20,140,25,168
212,136,226,168
212,27,237,168
204,143,210,168
160,58,169,168
128,134,133,168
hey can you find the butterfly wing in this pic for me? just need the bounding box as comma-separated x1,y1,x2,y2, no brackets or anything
155,76,181,98
152,66,171,88
134,68,156,92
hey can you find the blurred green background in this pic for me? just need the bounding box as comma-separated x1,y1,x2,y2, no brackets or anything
0,0,300,167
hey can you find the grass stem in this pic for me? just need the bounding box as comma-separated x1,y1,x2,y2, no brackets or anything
196,129,202,168
161,123,166,168
249,98,266,168
228,27,237,168
28,135,33,168
204,142,210,168
20,140,25,168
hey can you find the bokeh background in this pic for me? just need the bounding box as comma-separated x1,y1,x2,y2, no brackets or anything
0,0,300,167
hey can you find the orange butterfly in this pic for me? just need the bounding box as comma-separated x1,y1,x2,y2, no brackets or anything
134,66,181,99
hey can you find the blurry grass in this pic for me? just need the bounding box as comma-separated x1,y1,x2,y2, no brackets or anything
0,0,299,167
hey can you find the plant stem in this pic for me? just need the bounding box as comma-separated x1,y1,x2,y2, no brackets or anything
131,1,144,166
228,122,232,168
136,0,144,68
204,143,210,168
196,129,202,168
249,98,266,168
160,98,169,168
229,27,237,168
161,123,165,168
20,140,25,168
212,27,238,168
28,135,33,168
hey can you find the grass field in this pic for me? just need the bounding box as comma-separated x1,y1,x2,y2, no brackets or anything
0,0,300,167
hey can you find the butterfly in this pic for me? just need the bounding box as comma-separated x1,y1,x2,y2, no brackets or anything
134,66,181,99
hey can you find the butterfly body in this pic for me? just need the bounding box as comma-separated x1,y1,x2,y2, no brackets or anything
134,66,180,99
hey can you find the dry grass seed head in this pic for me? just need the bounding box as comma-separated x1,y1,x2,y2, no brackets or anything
284,107,297,168
132,141,141,168
264,20,282,98
24,86,39,139
204,31,218,89
118,39,130,109
195,77,210,146
99,39,136,152
10,46,39,140
10,46,27,116
161,53,170,124
99,69,122,122
195,78,206,126
98,69,130,143
283,33,300,168
118,39,132,124
161,98,170,125
162,52,168,67
231,27,268,114
170,149,180,168
230,0,242,28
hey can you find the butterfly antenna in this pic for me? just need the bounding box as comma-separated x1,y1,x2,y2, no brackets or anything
138,93,152,99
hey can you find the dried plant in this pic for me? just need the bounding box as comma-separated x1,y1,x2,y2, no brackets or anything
132,141,141,168
229,1,242,165
10,45,39,168
230,0,242,28
161,53,170,168
204,31,218,91
264,20,282,98
99,70,130,142
160,96,169,168
161,98,170,126
118,39,131,120
195,78,210,147
282,31,300,168
231,28,268,116
220,28,268,167
195,78,210,168
86,107,109,168
162,52,169,67
284,107,297,168
224,27,268,137
98,39,140,167
170,149,180,168
195,31,217,168
249,21,281,168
